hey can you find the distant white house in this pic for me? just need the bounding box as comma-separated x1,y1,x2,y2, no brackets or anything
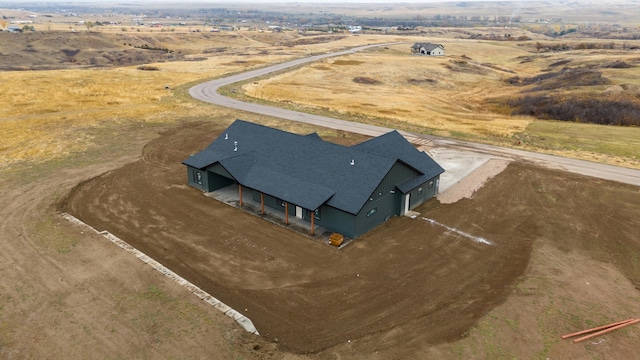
411,42,445,56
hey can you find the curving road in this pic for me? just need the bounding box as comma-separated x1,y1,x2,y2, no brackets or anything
189,43,640,187
189,43,407,138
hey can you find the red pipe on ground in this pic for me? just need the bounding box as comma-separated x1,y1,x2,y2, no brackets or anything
573,319,640,343
561,318,636,339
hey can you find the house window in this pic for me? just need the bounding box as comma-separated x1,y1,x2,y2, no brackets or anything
417,187,423,195
314,208,321,220
193,170,202,185
367,207,377,217
428,180,434,189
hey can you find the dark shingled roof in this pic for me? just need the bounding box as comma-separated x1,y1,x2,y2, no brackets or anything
183,120,444,215
352,130,445,193
412,42,444,51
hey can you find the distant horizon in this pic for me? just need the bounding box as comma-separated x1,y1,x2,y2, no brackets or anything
0,0,592,4
3,0,635,6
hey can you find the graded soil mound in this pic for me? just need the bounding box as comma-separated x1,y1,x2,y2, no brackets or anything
61,121,640,356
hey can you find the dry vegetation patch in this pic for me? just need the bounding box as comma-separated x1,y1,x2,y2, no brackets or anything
445,58,489,75
331,59,365,66
0,31,311,168
242,42,531,139
352,76,381,85
407,77,438,85
289,35,348,46
503,59,640,126
243,38,640,167
506,68,611,91
508,96,640,126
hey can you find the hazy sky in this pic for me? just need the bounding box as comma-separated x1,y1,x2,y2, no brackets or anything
149,0,527,1
15,0,532,3
13,0,631,3
11,0,612,7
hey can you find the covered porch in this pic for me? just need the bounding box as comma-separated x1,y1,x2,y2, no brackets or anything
204,183,337,242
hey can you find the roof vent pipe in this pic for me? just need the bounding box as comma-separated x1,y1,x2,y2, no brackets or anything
234,141,238,152
350,159,355,166
225,133,228,140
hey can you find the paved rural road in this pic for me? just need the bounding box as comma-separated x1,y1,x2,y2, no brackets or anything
189,44,640,187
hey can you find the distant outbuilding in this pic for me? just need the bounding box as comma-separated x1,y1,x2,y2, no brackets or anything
183,120,444,239
411,42,445,56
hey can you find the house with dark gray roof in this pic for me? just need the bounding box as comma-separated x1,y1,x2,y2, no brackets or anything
411,42,445,56
183,120,444,239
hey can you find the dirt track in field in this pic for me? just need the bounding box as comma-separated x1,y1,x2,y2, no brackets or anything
59,120,640,357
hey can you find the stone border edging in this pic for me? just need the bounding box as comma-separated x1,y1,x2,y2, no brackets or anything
61,212,259,335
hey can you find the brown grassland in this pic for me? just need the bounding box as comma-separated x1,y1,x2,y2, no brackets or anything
2,2,640,359
239,32,640,169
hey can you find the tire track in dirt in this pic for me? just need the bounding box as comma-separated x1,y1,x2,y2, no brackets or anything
1,157,263,359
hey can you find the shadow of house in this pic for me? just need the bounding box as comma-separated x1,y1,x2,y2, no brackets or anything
183,120,444,239
411,42,445,56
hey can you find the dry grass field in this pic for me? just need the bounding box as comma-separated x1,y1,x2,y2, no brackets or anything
0,30,330,168
241,35,640,169
2,2,640,359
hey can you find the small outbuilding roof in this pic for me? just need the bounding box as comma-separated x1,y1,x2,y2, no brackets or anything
183,120,444,214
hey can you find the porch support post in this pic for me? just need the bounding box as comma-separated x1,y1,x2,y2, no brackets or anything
260,193,264,215
310,211,315,236
238,184,243,206
285,202,289,225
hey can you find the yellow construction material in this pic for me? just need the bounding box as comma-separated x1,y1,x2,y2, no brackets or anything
329,233,344,247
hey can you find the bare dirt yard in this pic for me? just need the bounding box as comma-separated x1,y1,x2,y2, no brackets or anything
57,120,640,359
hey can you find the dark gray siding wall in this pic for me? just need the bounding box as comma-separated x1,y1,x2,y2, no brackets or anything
208,173,235,192
186,166,207,191
189,162,438,239
205,163,235,191
252,191,296,216
311,205,357,238
187,164,235,192
353,193,399,238
350,162,420,237
252,190,358,237
252,189,358,237
408,176,439,210
372,162,418,214
389,162,421,191
208,163,233,178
